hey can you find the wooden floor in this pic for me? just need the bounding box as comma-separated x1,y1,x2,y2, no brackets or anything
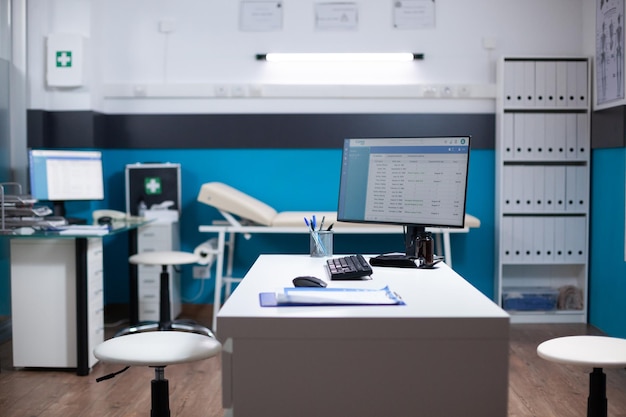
1,306,626,417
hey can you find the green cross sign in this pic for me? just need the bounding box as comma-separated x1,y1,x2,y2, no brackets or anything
56,51,72,68
144,177,162,195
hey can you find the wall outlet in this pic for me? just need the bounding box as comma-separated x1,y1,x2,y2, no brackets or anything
193,265,211,279
231,84,247,97
215,84,229,97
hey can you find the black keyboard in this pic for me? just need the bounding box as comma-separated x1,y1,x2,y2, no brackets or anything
326,254,373,280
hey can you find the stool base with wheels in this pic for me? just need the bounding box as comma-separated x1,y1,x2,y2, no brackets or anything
537,335,626,417
95,331,221,417
118,251,214,338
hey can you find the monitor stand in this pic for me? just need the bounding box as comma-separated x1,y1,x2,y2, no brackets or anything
370,226,439,269
52,201,87,225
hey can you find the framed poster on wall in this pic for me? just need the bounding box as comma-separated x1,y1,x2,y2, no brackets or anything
595,0,626,110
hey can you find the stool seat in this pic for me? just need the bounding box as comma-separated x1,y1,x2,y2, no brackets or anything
538,336,626,368
130,251,199,266
95,332,222,417
95,332,221,367
537,335,626,417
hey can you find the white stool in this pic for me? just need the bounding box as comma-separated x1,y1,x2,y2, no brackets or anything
95,331,222,417
118,251,214,337
537,335,626,417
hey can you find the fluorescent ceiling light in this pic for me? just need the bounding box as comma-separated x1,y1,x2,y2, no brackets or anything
256,53,424,62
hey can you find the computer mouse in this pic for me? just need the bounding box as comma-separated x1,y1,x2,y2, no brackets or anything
292,276,327,288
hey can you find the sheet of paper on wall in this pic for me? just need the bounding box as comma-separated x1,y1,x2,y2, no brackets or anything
393,0,436,30
239,1,283,32
315,2,359,31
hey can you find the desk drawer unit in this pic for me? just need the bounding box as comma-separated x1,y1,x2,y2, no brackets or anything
10,238,104,370
136,222,181,321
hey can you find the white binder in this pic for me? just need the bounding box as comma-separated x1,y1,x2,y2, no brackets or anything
524,114,536,160
523,61,536,107
523,166,533,212
513,113,525,159
556,61,568,108
576,165,588,212
503,113,515,160
577,114,589,157
544,61,557,107
503,61,517,107
533,217,546,262
542,217,555,263
544,166,556,212
553,217,566,262
565,165,578,211
564,217,586,263
565,113,578,159
544,113,557,159
553,166,566,210
501,216,513,262
534,113,546,158
566,61,579,108
522,217,535,262
576,61,588,108
502,166,514,211
512,165,524,212
512,217,525,262
513,61,526,108
533,166,545,212
553,114,567,159
535,61,547,105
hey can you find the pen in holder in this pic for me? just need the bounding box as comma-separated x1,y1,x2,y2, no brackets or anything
310,230,333,257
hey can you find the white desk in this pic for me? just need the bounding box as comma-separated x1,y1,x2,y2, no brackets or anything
217,255,510,417
199,222,476,330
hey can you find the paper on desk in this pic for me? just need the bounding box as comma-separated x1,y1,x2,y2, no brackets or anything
259,286,404,307
58,225,109,236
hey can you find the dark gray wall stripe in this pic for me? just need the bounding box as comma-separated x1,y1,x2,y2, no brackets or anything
28,111,496,149
591,106,626,149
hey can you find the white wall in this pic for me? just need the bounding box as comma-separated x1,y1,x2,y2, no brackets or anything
27,0,588,114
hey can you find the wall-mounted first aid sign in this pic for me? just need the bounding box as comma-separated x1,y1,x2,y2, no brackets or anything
46,33,85,87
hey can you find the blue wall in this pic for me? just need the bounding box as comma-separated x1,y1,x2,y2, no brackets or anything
589,148,626,336
59,147,495,307
3,146,625,336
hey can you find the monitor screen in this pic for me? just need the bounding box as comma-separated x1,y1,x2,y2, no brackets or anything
29,149,105,204
337,136,470,255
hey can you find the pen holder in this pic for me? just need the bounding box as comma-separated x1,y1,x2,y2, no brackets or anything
310,230,333,257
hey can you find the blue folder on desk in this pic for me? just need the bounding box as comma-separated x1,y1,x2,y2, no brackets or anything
259,286,404,307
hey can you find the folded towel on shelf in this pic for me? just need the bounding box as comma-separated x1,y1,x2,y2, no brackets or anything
557,285,583,310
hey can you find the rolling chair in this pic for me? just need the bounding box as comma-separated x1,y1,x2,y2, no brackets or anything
537,335,626,417
116,250,214,337
95,331,222,417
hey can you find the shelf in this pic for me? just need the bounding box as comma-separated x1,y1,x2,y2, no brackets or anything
495,56,590,324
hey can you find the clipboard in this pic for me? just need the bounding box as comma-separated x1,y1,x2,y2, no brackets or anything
259,286,404,307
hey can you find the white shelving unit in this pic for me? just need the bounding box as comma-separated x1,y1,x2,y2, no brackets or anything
495,57,590,323
136,221,182,321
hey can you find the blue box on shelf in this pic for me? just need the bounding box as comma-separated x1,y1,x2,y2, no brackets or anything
502,287,559,311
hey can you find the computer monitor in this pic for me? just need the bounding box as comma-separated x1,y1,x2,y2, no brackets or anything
337,136,470,257
28,149,105,217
